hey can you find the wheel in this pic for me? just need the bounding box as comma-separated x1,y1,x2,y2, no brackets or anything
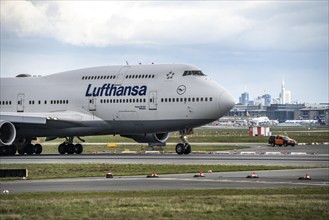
291,144,295,147
175,143,185,155
8,145,16,155
34,144,42,154
67,144,75,154
18,148,25,155
184,144,191,155
0,146,8,156
284,142,288,147
74,144,83,154
58,143,67,154
25,144,34,155
271,143,275,147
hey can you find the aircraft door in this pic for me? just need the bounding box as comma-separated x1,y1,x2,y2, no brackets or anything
88,97,96,111
149,91,157,110
17,93,25,112
115,66,130,85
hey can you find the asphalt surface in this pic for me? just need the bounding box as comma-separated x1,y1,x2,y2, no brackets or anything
1,143,328,166
1,143,328,193
1,168,328,193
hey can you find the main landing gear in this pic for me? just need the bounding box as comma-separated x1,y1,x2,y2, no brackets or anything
58,137,83,155
175,129,192,155
18,143,43,155
0,138,43,156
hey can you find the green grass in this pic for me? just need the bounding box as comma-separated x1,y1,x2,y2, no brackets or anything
64,127,329,144
0,164,304,180
36,126,328,154
1,188,328,220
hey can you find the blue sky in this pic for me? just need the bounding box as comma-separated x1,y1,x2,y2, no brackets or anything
1,1,328,104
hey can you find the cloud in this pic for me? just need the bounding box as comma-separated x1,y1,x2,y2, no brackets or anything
3,1,326,50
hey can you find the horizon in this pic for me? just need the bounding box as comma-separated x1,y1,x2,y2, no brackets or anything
1,1,328,104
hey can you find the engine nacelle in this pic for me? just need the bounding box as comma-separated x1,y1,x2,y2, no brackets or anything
122,132,169,144
0,120,16,146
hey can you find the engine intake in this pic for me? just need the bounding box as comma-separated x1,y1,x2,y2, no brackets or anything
0,120,16,146
122,132,169,144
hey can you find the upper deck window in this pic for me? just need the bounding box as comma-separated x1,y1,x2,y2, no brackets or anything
183,70,206,76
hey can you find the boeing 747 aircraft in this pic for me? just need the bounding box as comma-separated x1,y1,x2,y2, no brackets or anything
0,64,235,156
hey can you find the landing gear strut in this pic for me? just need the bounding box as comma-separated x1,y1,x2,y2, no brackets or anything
175,129,192,155
58,137,83,155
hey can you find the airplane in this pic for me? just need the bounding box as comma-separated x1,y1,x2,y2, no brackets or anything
249,116,278,126
0,63,235,156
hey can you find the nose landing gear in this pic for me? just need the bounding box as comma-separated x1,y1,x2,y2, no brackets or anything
175,129,192,155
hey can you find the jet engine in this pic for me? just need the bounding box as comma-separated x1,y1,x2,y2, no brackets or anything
122,132,169,144
0,120,16,146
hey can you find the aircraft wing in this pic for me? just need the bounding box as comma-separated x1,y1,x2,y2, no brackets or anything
0,110,103,127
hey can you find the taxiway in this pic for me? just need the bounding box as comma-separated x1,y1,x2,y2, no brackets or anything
1,168,328,193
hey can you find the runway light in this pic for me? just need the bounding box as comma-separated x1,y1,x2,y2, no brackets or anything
194,169,205,178
298,173,311,180
246,171,258,178
146,171,159,178
2,190,10,194
106,170,113,178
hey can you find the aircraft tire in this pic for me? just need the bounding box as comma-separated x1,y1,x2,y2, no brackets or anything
18,148,25,155
25,144,34,155
74,144,83,154
67,144,75,154
8,145,16,155
184,144,191,155
175,143,185,155
34,144,42,154
58,143,67,154
0,146,8,156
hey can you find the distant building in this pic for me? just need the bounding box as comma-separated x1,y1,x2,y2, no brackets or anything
266,104,305,122
239,92,249,105
285,91,291,104
226,103,306,123
295,104,329,125
227,104,266,118
280,79,291,104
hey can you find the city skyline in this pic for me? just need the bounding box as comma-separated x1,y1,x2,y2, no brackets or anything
1,1,328,103
238,78,297,105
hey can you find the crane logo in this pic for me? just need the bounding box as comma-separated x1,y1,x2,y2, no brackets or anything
177,85,186,95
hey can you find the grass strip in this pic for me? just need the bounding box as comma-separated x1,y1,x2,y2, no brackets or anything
1,164,306,180
1,188,328,220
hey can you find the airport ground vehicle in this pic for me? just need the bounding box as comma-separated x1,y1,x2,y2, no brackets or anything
268,135,297,147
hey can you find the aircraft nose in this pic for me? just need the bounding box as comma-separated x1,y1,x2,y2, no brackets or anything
218,88,235,115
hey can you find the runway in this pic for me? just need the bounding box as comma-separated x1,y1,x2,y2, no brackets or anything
1,168,328,193
1,144,328,193
1,144,328,166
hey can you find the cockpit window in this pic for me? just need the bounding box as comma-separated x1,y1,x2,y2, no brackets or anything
183,70,206,76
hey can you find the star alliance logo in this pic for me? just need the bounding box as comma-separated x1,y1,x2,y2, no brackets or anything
166,71,175,79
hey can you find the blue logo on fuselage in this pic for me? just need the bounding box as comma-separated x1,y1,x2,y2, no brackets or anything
85,84,147,97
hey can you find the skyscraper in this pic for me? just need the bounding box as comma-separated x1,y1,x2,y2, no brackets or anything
280,79,291,104
239,92,249,105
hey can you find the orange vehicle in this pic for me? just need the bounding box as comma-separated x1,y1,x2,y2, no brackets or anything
268,135,297,147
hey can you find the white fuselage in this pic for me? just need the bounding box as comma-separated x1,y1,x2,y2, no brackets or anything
0,64,235,139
